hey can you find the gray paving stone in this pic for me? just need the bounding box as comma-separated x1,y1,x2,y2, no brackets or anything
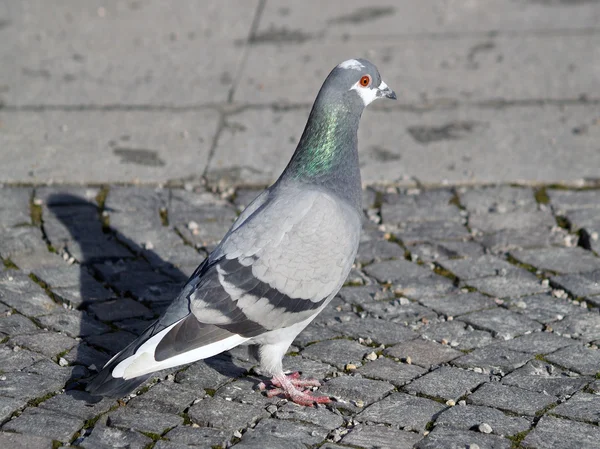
512,247,600,274
522,415,600,449
2,407,84,442
415,427,511,449
420,320,494,350
0,188,32,229
460,186,536,215
362,300,438,324
0,290,58,318
187,396,267,430
0,396,26,422
468,382,556,416
10,251,70,273
439,255,519,281
88,298,153,322
356,239,406,265
0,432,55,449
37,309,110,338
174,355,248,391
356,392,445,431
292,323,341,347
452,347,531,374
405,366,488,401
0,226,48,259
479,226,570,253
460,307,542,339
434,404,531,437
394,220,471,245
0,314,39,336
213,377,274,408
385,338,462,368
329,317,418,346
550,313,600,342
363,259,433,285
107,407,183,434
552,392,600,424
281,356,334,381
341,424,421,449
301,339,371,369
408,240,486,264
469,209,554,234
81,423,153,449
64,342,110,368
465,270,549,298
419,292,496,317
86,330,137,353
242,418,327,447
505,294,585,324
551,271,600,299
356,357,426,387
545,344,600,376
232,434,306,449
493,332,577,355
161,426,231,448
0,346,45,371
39,390,114,421
127,380,196,415
381,189,461,225
501,361,589,398
275,402,344,431
320,376,395,408
548,189,600,213
10,331,77,358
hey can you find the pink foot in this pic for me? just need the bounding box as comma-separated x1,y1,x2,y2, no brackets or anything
258,372,331,406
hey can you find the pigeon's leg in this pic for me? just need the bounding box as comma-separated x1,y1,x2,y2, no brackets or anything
258,372,331,406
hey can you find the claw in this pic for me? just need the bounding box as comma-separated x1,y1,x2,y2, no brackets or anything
259,372,331,406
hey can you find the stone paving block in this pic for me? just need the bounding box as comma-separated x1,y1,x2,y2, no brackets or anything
460,186,536,214
552,392,600,424
468,382,556,416
394,220,471,245
213,377,273,409
419,292,496,317
465,270,549,298
415,427,511,449
493,332,577,355
408,239,486,263
160,426,231,448
10,331,77,358
439,255,519,281
479,226,570,253
460,307,542,339
512,247,600,274
39,390,114,421
363,259,433,284
381,189,461,225
0,226,48,259
356,239,406,265
522,415,600,449
239,418,327,448
107,407,183,434
301,339,371,369
0,314,39,336
53,284,114,308
0,289,58,318
2,407,85,442
452,347,531,374
394,275,457,301
385,338,462,368
405,366,488,401
280,356,334,381
550,313,600,342
187,396,267,430
0,346,45,371
10,251,69,273
0,187,32,229
64,342,110,369
501,360,589,398
86,330,137,353
291,323,341,347
320,376,395,408
81,423,153,449
88,298,153,322
37,309,110,338
275,402,344,431
356,392,445,431
356,357,426,387
505,294,585,324
362,299,438,324
434,404,531,437
0,396,27,422
329,317,418,346
545,344,600,376
175,355,248,392
127,381,196,415
548,189,600,213
341,424,421,449
420,320,494,350
551,271,600,299
0,432,55,449
471,209,555,233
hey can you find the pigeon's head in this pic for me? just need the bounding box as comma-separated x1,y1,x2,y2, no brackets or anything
323,59,396,108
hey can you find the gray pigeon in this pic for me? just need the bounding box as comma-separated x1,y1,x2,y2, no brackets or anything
86,58,396,406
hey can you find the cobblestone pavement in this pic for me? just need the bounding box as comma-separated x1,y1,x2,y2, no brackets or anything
0,183,599,448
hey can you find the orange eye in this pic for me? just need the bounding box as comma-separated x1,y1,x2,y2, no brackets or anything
359,75,371,87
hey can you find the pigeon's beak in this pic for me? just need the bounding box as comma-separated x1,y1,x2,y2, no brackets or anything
377,81,397,100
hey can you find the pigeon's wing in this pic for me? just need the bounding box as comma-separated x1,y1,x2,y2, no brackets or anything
86,187,360,395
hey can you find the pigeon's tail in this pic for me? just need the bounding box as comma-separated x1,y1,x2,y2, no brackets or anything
85,320,162,397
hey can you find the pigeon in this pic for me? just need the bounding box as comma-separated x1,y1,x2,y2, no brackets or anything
86,58,396,406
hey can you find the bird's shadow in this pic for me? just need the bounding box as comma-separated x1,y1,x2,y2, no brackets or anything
45,192,255,400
